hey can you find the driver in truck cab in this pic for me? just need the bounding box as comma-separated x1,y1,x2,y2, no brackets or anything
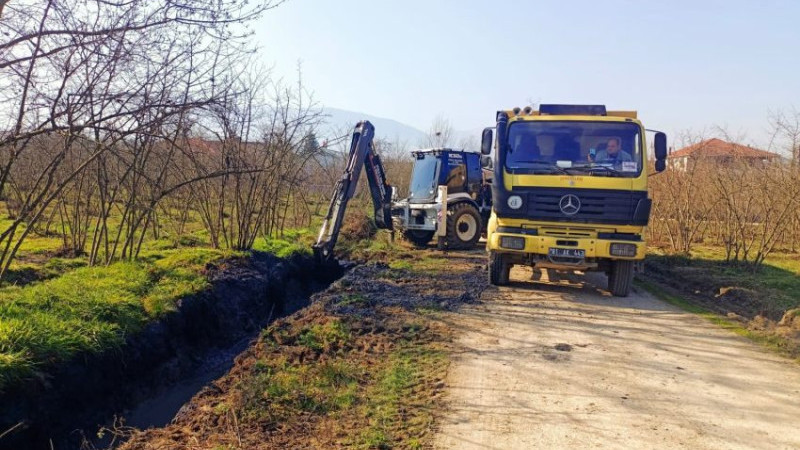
589,137,633,163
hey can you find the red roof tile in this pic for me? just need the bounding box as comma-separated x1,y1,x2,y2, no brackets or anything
668,138,778,160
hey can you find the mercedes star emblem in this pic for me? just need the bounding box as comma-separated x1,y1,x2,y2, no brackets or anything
559,194,581,216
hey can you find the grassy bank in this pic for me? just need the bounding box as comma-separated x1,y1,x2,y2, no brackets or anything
1,194,324,393
646,245,800,319
0,247,235,390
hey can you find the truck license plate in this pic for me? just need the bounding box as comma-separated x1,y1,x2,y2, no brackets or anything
548,248,585,259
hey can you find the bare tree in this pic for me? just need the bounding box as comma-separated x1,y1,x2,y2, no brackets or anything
649,125,800,268
768,107,800,166
648,131,717,254
423,114,454,148
457,134,479,151
0,0,279,277
187,67,324,250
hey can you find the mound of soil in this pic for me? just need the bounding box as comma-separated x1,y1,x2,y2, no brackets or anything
715,287,762,318
777,309,800,339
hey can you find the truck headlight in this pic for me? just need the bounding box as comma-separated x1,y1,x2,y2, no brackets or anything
610,243,637,257
507,195,522,209
500,236,525,250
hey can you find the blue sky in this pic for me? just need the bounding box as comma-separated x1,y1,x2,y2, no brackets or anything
255,0,799,148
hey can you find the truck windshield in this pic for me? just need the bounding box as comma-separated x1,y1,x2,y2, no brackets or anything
505,121,643,177
408,153,439,201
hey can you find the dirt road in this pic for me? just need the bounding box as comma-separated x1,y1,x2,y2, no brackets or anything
435,266,800,449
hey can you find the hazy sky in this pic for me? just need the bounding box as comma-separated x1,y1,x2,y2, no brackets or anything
255,0,799,149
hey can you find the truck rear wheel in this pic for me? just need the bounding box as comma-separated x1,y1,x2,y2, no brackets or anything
608,260,634,297
402,229,435,247
446,203,482,249
489,251,511,286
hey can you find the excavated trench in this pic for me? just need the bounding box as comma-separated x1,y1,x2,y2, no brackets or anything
0,252,345,450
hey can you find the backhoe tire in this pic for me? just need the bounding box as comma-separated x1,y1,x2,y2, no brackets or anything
608,259,634,297
446,203,482,249
489,251,511,286
402,229,435,247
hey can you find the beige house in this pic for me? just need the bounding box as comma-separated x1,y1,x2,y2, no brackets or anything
668,138,780,171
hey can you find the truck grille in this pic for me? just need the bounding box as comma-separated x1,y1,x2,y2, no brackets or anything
520,188,645,224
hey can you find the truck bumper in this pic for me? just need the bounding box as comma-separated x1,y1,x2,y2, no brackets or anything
488,232,644,270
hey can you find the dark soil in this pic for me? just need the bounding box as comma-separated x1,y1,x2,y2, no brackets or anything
120,252,487,449
644,257,782,320
0,252,343,450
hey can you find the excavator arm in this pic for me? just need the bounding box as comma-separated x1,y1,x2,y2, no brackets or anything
313,121,393,262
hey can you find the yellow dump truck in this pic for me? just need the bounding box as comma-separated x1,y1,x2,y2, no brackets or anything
480,104,667,296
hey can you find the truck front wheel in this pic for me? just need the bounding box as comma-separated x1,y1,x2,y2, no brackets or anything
489,251,511,286
608,260,634,297
446,203,482,249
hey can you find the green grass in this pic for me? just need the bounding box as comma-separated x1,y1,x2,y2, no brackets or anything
355,342,445,449
0,215,63,257
647,246,800,314
387,260,413,271
252,228,314,258
637,279,799,360
0,247,231,391
297,320,350,352
688,245,800,273
240,359,361,424
337,293,368,307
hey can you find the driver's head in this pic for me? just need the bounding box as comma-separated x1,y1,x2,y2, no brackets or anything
607,137,621,155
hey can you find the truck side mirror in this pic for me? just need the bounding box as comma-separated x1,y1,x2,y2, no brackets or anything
480,155,493,169
653,132,667,173
481,128,493,155
654,132,667,162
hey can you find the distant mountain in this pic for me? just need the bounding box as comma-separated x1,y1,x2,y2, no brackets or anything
319,107,427,148
317,107,483,152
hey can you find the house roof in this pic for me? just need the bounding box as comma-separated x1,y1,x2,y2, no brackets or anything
668,138,778,160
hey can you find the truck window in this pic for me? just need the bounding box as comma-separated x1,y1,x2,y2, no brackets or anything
409,153,439,201
506,121,643,176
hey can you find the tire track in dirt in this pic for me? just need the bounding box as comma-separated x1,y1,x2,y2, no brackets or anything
435,266,800,449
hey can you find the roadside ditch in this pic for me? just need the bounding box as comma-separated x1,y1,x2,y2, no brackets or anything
0,252,345,450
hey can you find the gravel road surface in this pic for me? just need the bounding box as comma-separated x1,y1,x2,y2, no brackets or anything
435,266,800,449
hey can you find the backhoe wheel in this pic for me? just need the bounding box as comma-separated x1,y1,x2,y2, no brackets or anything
608,260,635,297
402,229,435,247
489,251,511,286
446,203,482,249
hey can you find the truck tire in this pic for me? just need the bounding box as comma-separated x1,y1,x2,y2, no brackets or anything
402,229,435,247
446,203,482,249
608,260,634,297
489,251,511,286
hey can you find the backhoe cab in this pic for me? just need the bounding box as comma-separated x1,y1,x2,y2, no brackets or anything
313,121,494,262
482,104,668,296
392,149,492,249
